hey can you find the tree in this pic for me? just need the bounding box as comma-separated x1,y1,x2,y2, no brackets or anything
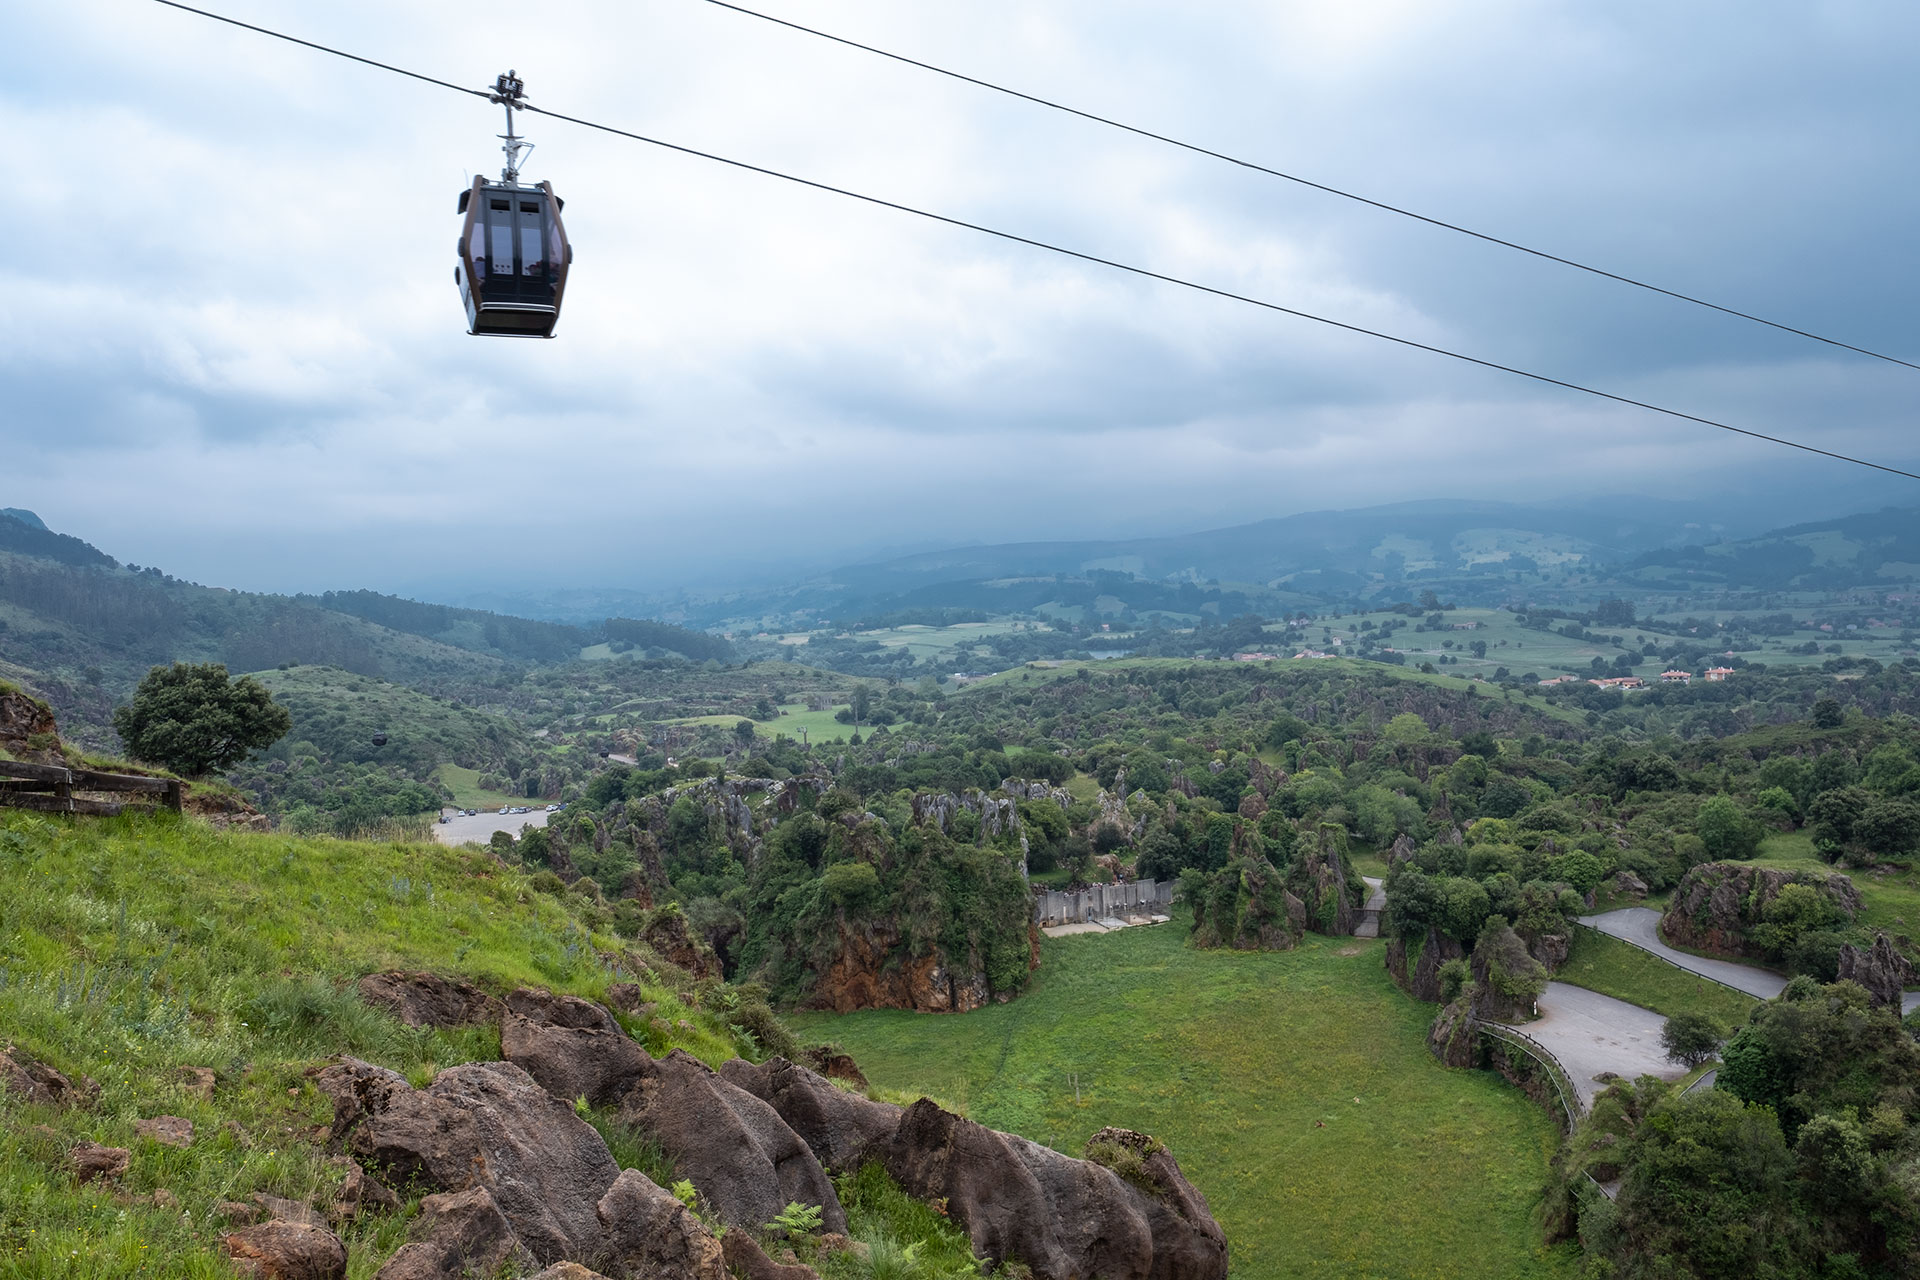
850,683,873,726
112,662,291,776
1661,1010,1726,1068
734,719,758,749
1810,697,1845,729
1695,794,1762,861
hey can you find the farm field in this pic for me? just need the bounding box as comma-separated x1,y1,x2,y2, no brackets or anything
428,762,523,809
794,921,1576,1280
662,703,866,745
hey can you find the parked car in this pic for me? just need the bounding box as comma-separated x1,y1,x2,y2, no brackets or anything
546,804,559,811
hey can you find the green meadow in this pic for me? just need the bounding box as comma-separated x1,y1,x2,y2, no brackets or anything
795,920,1577,1280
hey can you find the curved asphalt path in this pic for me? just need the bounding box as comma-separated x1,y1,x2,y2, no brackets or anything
1581,906,1920,1016
1503,983,1686,1110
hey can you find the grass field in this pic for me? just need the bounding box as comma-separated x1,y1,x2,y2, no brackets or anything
1750,831,1920,937
663,703,866,745
1560,928,1759,1027
428,762,523,809
794,921,1577,1279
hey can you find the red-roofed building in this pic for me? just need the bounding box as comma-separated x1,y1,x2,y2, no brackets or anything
1704,667,1736,681
1661,670,1691,683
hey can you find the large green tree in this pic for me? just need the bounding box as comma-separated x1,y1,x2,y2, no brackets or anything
113,662,292,776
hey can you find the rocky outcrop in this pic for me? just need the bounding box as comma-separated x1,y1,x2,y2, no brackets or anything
324,1059,617,1264
594,1170,729,1280
357,973,503,1029
880,1100,1226,1280
718,1056,903,1174
1427,998,1480,1069
639,908,722,981
0,688,59,761
1287,831,1360,936
70,1141,129,1183
615,1050,847,1236
1660,862,1862,960
322,1030,1225,1280
912,789,1021,840
796,1045,867,1089
1385,926,1465,1003
501,990,649,1109
1837,932,1918,1008
721,1231,820,1280
807,920,999,1014
1471,922,1547,1022
1083,1128,1230,1280
1001,777,1073,811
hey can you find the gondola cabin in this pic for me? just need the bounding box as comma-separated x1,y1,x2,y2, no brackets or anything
456,177,571,338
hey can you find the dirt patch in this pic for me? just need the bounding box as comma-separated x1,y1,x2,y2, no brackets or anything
1335,944,1368,957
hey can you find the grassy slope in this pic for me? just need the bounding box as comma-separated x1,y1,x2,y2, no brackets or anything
1558,929,1759,1027
1750,831,1920,936
794,921,1577,1280
0,811,747,1278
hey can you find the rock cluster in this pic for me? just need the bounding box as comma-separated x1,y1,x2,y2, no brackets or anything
1385,926,1466,1003
317,987,1227,1280
1837,932,1918,1007
1660,862,1861,959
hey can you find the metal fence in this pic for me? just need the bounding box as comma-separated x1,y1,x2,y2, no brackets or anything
1477,1019,1618,1201
1036,880,1174,927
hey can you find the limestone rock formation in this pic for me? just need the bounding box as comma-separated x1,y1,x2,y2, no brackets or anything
1661,862,1861,959
721,1231,820,1280
1083,1127,1230,1280
1470,921,1547,1022
0,687,59,761
1385,926,1466,1003
356,972,503,1029
1286,827,1361,936
1427,998,1481,1069
1837,932,1918,1007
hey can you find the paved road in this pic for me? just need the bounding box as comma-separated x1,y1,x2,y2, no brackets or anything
1508,983,1687,1110
1582,906,1920,1017
432,806,552,846
1579,907,1788,999
1354,877,1386,939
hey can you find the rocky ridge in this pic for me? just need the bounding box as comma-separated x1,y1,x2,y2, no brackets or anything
319,977,1227,1280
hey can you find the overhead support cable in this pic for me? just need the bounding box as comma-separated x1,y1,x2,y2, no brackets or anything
144,0,1920,482
701,0,1920,374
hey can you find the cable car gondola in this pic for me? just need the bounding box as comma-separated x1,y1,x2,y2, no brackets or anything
456,72,571,338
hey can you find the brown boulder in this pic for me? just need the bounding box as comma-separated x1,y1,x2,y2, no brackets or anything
335,1060,618,1264
356,972,503,1029
70,1141,129,1183
616,1050,846,1235
372,1187,536,1280
248,1194,327,1228
330,1155,400,1217
1837,932,1918,1008
0,1047,95,1109
604,983,654,1017
223,1221,348,1280
176,1066,217,1101
312,1058,413,1148
797,1045,867,1089
502,988,651,1108
721,1231,821,1280
528,1267,615,1280
135,1115,194,1148
594,1169,729,1280
881,1099,1156,1280
718,1057,903,1174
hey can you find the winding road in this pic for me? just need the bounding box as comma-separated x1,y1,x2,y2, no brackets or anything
1514,982,1686,1110
1580,905,1920,1016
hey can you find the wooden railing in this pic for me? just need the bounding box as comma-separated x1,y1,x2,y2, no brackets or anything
0,760,182,816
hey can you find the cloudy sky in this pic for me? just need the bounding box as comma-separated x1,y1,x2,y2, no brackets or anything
8,0,1920,598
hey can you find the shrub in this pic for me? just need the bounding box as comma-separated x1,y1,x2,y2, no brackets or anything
1660,1011,1726,1068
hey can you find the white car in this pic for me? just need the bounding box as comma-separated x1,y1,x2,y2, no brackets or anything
499,806,510,815
546,804,559,811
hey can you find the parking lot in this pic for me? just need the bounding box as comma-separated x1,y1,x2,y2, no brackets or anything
432,804,556,846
